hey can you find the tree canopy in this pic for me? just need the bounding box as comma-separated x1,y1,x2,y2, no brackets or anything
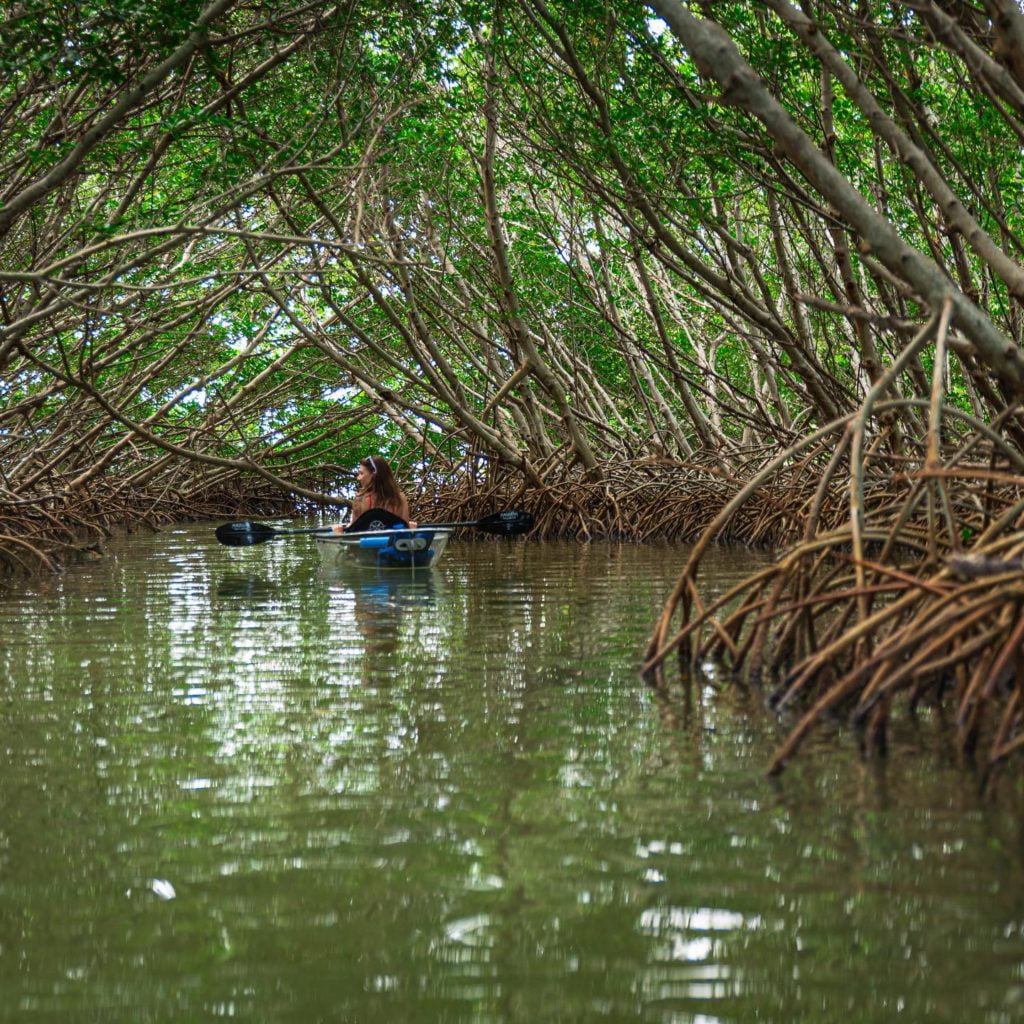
4,0,1024,555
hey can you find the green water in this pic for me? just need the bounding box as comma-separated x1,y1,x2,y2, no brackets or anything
1,524,1022,1023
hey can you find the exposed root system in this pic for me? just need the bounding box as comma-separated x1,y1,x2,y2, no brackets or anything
0,477,294,577
643,304,1024,783
411,448,826,546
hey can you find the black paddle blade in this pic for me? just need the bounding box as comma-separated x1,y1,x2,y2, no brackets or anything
476,509,534,536
215,521,278,547
347,507,407,533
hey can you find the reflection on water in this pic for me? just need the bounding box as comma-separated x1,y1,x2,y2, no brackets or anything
215,572,282,604
0,528,1022,1022
320,567,441,685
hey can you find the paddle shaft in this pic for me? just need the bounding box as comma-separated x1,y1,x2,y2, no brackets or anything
325,518,517,537
270,525,334,537
215,509,532,546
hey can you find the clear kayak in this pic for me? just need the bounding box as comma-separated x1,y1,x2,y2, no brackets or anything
314,527,451,570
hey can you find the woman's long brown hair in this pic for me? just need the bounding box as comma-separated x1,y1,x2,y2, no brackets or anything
360,455,403,511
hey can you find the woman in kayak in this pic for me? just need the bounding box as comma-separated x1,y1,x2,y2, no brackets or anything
332,455,416,532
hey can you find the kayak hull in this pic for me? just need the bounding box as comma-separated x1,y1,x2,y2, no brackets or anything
315,528,451,570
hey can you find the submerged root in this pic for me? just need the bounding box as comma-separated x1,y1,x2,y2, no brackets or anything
644,426,1024,782
645,305,1024,782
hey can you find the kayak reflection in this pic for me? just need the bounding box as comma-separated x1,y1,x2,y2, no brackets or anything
320,567,442,685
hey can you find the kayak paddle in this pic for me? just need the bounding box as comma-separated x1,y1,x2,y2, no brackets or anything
412,508,534,536
214,521,335,546
215,508,534,547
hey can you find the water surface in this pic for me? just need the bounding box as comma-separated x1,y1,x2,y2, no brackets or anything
0,525,1022,1022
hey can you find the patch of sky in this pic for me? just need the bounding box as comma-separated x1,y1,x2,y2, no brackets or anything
324,384,360,402
8,370,52,396
180,387,207,408
647,17,667,39
372,278,404,300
